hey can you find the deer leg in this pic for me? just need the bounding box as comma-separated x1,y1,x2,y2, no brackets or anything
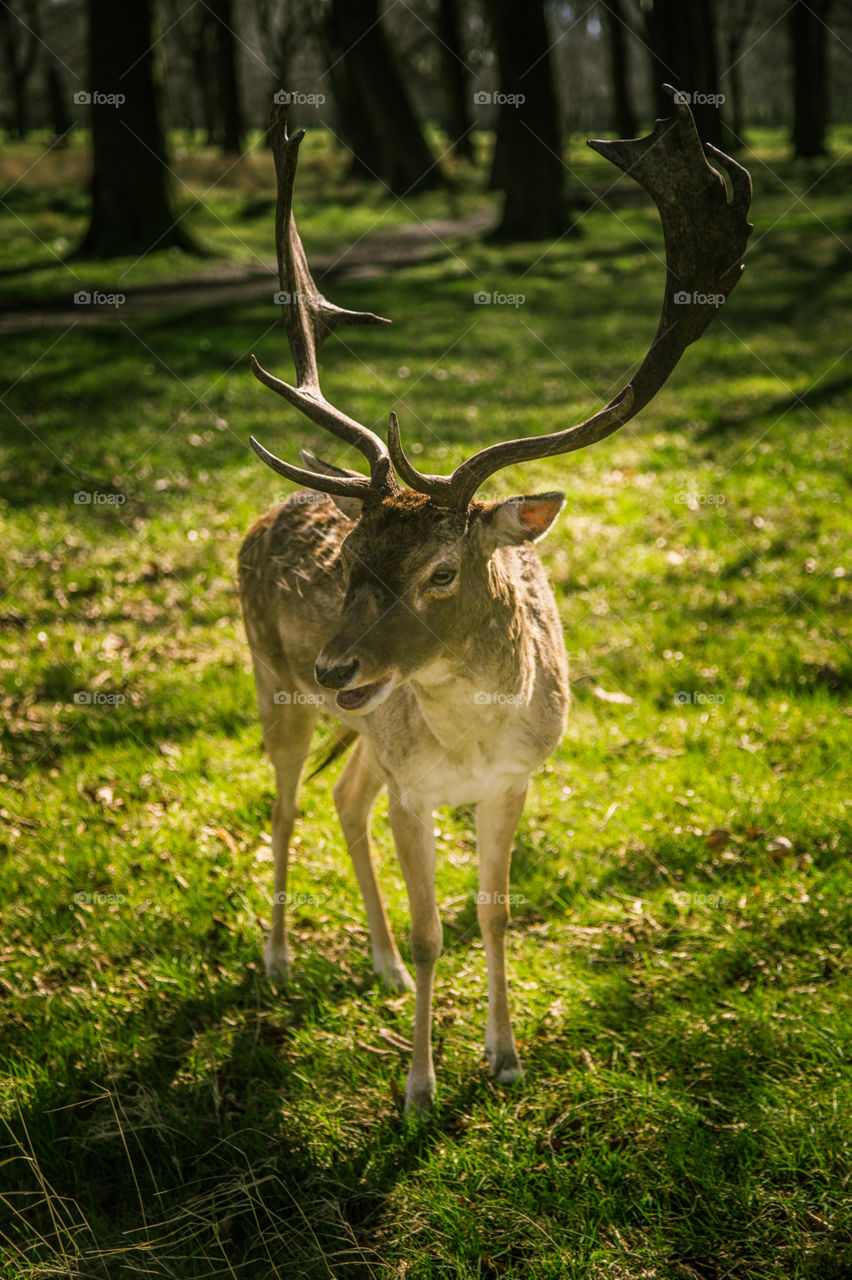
387,791,441,1113
333,736,413,993
252,654,319,982
476,785,528,1083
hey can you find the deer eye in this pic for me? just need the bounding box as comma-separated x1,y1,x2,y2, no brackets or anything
430,565,456,587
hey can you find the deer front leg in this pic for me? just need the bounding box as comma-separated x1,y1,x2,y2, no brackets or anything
476,784,528,1083
251,656,318,983
387,790,441,1113
333,736,413,993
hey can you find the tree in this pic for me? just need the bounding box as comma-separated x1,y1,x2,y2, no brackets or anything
325,0,441,195
254,0,300,149
0,0,40,139
717,0,757,145
437,0,474,160
790,0,833,157
78,0,198,257
45,61,72,146
167,0,219,144
255,0,297,97
643,0,723,148
484,0,568,240
604,0,637,139
208,0,244,155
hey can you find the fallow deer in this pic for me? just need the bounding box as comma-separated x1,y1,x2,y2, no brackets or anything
238,88,752,1112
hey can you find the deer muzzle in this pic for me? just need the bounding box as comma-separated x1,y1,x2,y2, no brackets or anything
314,655,398,715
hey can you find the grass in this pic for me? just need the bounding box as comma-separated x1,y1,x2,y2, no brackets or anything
0,125,850,1278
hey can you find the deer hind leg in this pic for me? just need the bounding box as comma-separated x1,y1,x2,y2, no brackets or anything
333,736,413,994
251,652,319,982
476,785,528,1083
387,790,441,1113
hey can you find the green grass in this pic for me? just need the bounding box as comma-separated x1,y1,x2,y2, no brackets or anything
0,127,850,1278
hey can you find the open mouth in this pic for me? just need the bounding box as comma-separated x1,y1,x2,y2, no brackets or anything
336,673,394,713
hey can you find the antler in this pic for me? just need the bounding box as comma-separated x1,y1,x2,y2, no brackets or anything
249,104,400,502
389,84,753,507
250,89,752,511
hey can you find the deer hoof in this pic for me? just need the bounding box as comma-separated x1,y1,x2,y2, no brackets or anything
377,957,415,994
485,1044,524,1084
264,939,291,983
404,1075,436,1115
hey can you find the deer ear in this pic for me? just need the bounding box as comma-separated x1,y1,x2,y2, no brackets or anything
478,492,566,549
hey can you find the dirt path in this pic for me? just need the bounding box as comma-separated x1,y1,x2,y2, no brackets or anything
0,209,493,335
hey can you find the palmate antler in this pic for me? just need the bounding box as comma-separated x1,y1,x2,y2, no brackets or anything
250,88,753,508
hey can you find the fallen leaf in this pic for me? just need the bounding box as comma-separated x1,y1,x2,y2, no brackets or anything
706,828,730,852
592,686,634,706
217,827,239,856
767,835,793,858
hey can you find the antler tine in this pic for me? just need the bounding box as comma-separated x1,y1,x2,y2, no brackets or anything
250,104,400,501
389,85,753,509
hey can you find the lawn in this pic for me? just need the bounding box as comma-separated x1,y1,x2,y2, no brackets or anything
0,126,850,1278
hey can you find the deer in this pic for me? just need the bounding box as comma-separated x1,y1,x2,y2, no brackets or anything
238,88,752,1113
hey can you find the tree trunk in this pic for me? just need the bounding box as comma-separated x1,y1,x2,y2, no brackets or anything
192,34,218,145
605,0,637,138
168,0,217,145
643,0,723,148
790,0,832,157
327,0,441,195
437,0,474,160
255,0,296,150
317,3,376,177
45,62,72,145
78,0,199,257
718,0,756,147
484,0,568,240
0,0,40,139
725,35,744,142
208,0,244,155
321,48,376,177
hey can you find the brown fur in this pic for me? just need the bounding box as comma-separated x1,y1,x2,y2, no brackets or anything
238,485,570,1111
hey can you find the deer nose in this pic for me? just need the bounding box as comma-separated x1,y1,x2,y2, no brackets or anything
315,657,360,690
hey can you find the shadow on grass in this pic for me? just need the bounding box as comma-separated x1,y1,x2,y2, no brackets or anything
3,829,850,1278
699,367,852,439
0,959,483,1277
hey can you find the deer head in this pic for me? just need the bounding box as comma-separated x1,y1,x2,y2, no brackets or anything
249,91,752,713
